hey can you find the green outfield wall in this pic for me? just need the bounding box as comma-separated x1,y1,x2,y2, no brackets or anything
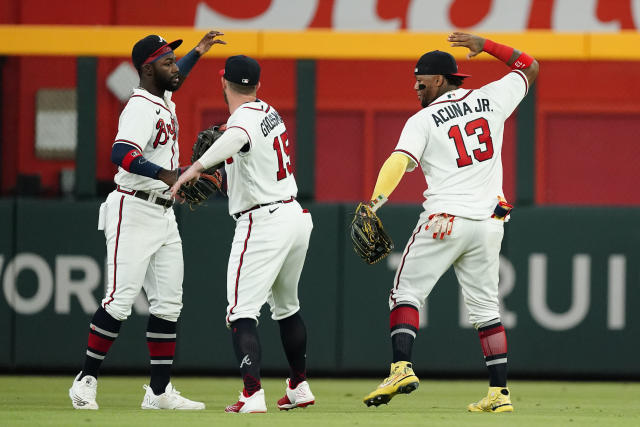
0,199,638,377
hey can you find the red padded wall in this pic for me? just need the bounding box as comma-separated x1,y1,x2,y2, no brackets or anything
2,0,640,206
542,114,640,205
535,61,640,205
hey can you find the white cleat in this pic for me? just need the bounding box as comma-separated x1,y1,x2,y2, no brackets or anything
141,382,205,410
69,372,99,410
277,379,315,410
225,388,267,413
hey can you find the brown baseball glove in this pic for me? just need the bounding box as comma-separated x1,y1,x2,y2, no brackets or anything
192,125,225,174
177,172,223,207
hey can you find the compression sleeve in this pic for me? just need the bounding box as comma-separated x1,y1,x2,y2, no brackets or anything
111,142,162,178
176,48,200,77
197,127,249,170
370,152,410,200
483,39,534,70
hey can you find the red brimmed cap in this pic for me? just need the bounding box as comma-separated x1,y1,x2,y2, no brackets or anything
414,50,471,78
132,35,182,70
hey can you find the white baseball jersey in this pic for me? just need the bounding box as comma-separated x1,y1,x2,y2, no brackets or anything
394,70,528,219
224,100,298,215
113,88,180,192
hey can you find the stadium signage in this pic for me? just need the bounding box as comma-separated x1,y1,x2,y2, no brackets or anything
0,252,627,331
0,253,148,316
195,0,640,31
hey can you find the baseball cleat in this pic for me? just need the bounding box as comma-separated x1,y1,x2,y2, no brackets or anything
363,361,420,407
277,378,315,410
225,388,267,413
69,372,99,410
141,383,205,410
467,387,513,413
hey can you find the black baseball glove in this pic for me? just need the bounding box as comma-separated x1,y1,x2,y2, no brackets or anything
178,172,223,207
350,202,394,265
192,125,225,174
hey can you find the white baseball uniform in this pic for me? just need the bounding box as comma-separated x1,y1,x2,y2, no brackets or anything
390,70,528,325
204,100,312,325
99,88,184,322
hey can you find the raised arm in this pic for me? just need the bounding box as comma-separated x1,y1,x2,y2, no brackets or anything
448,32,539,85
175,30,226,89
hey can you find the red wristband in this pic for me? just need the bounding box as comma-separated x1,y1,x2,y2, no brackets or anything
121,148,142,171
511,52,534,70
482,39,514,64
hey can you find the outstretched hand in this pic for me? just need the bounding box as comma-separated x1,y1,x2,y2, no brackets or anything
448,32,485,59
195,30,226,56
170,162,203,198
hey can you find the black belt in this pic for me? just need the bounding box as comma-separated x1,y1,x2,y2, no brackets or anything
233,197,295,220
117,186,173,208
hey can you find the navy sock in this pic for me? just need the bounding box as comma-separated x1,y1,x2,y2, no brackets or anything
147,315,177,395
278,312,307,388
81,307,121,379
478,320,508,387
390,305,419,363
231,318,262,396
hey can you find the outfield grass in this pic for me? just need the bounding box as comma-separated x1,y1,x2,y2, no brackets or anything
1,376,639,426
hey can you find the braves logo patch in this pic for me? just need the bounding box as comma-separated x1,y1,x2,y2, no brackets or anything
240,355,252,368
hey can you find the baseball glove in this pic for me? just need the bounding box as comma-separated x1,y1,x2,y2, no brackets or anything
178,172,223,207
192,125,225,173
350,202,394,265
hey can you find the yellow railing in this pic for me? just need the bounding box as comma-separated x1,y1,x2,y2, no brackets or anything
1,25,639,60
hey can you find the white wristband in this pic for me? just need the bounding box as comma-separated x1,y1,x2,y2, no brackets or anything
369,195,388,213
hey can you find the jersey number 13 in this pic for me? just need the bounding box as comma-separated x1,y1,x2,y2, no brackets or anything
448,117,494,168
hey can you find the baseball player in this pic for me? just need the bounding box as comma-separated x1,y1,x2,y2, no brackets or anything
171,55,315,413
68,31,225,410
361,32,539,412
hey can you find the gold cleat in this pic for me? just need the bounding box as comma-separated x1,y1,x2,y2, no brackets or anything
467,387,513,413
363,361,420,407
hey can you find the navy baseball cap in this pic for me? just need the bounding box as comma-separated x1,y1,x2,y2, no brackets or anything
220,55,261,86
132,35,182,70
414,50,471,77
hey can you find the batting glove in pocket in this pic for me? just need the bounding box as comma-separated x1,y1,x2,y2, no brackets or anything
426,213,455,240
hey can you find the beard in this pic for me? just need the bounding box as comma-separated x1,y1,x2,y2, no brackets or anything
156,73,180,92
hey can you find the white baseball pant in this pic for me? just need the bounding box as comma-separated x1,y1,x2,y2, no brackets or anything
390,214,504,326
226,200,312,325
100,190,184,322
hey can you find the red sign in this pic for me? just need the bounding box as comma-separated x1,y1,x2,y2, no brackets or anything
193,0,639,31
7,0,640,31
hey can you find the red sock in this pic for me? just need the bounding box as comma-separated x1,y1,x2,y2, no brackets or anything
390,305,419,362
147,315,176,395
478,321,508,387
